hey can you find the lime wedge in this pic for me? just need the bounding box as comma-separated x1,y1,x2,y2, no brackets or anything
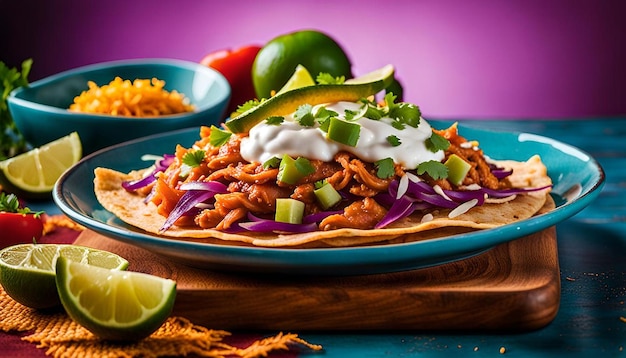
0,243,128,309
276,64,316,95
225,64,395,134
55,256,176,341
0,132,82,198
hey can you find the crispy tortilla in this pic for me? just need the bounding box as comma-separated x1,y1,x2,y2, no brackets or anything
93,155,552,248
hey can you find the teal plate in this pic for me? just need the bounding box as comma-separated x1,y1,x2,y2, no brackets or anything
53,122,605,275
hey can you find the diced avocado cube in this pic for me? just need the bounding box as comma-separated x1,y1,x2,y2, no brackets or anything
277,155,302,185
275,198,305,224
327,117,360,147
444,154,472,186
314,183,342,209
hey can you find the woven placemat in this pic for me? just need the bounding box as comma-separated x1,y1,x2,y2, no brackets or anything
0,286,322,358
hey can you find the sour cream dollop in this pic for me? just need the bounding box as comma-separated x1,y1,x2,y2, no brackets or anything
239,101,444,169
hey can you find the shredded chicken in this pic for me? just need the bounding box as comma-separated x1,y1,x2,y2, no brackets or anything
148,125,511,231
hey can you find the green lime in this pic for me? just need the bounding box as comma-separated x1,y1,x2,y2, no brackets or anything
225,64,395,134
55,256,176,341
252,30,353,99
0,132,82,199
0,243,128,309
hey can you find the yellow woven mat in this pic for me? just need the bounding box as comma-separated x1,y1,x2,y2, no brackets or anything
0,286,322,358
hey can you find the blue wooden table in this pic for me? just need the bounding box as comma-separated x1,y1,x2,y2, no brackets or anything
26,118,626,357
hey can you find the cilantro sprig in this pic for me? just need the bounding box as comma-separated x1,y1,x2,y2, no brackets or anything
375,158,396,179
231,98,265,118
425,132,450,152
294,104,316,127
209,125,232,147
179,149,206,178
182,150,205,168
1,59,32,160
316,73,345,85
0,192,43,216
386,135,401,147
266,116,284,125
417,160,448,180
355,93,421,131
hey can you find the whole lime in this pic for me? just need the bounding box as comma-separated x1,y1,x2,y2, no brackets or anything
252,30,353,99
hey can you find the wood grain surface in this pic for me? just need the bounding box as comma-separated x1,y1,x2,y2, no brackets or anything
74,227,560,331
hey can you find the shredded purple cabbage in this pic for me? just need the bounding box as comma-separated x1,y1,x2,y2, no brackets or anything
239,213,318,233
489,163,514,179
375,176,551,229
159,180,229,232
122,154,175,191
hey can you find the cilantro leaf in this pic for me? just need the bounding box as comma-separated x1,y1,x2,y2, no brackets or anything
263,156,281,169
0,192,42,215
416,160,448,180
375,157,396,179
294,157,315,176
231,99,263,117
425,132,450,152
391,121,405,130
294,104,315,127
209,125,232,147
266,116,284,125
344,109,360,121
182,150,205,168
314,106,338,131
386,135,402,147
390,102,421,128
383,92,397,109
1,59,32,160
363,104,384,120
314,179,327,189
316,73,345,85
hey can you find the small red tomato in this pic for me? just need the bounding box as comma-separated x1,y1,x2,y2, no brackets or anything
0,212,44,248
201,45,262,116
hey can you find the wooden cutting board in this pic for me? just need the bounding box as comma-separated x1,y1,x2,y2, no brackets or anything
74,227,560,331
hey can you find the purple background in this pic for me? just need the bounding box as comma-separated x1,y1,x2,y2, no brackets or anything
3,0,625,119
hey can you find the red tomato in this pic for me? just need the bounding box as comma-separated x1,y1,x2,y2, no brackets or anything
201,45,262,116
0,212,44,248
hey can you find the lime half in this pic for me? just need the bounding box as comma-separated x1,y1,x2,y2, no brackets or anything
0,132,82,198
0,243,128,309
55,256,177,341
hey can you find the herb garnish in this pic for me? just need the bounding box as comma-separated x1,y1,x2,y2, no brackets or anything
355,93,421,130
1,59,32,160
425,132,450,152
263,156,281,169
386,135,402,147
209,125,232,147
182,150,205,168
294,104,316,127
266,116,284,125
375,158,396,179
316,73,345,85
417,160,448,180
294,157,315,176
0,192,43,216
179,149,206,178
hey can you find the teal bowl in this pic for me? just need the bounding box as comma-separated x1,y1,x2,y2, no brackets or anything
8,58,231,154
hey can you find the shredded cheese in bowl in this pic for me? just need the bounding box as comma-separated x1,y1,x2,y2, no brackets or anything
69,77,195,117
